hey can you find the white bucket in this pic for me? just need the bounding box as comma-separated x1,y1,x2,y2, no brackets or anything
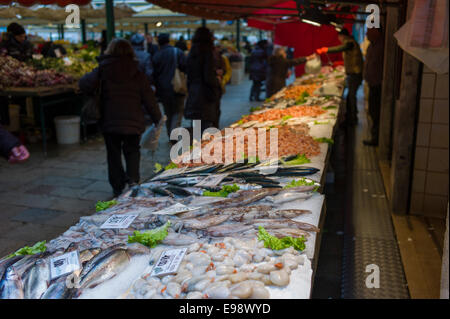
54,115,80,144
5,104,20,132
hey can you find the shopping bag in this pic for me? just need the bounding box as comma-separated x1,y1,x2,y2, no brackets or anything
171,48,187,95
140,115,167,151
305,55,322,74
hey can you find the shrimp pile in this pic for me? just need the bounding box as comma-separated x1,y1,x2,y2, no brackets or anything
177,124,320,167
282,84,319,100
123,237,306,299
240,106,325,124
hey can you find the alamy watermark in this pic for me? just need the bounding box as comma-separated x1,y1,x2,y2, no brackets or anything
365,264,380,288
365,4,380,29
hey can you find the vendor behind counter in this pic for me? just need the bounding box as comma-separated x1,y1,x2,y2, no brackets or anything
0,22,33,62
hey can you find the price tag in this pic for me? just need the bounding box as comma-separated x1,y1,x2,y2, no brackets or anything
49,251,80,280
152,167,187,180
100,214,138,229
151,248,187,277
151,203,200,215
195,173,228,187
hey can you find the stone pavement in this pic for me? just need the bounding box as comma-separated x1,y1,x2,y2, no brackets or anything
0,77,260,258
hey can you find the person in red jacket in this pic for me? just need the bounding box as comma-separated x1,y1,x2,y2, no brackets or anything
0,125,29,163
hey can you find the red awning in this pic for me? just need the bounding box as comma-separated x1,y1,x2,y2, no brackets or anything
145,0,291,20
0,0,92,6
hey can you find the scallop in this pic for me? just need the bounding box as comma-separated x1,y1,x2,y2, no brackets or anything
239,264,256,273
186,252,211,266
132,278,149,293
167,282,182,298
229,272,248,283
188,243,201,253
186,291,204,299
269,269,289,286
161,275,175,285
191,265,207,277
282,253,299,270
144,276,162,288
203,282,231,299
230,281,253,299
216,265,235,275
174,271,192,284
142,288,157,299
257,262,276,274
194,279,211,292
250,286,270,299
233,251,251,267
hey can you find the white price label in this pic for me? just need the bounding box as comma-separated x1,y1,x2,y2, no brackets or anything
151,203,200,215
151,248,187,277
195,173,228,187
100,214,138,229
49,251,80,280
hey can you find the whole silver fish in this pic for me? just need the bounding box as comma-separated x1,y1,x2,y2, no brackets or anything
246,219,320,232
180,214,230,230
206,224,255,237
22,258,50,299
0,267,24,299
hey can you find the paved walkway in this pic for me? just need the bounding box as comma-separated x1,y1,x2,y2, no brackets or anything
0,77,259,258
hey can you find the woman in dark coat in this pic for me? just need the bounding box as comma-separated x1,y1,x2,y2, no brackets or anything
79,39,162,197
184,27,222,134
249,40,268,101
266,47,313,98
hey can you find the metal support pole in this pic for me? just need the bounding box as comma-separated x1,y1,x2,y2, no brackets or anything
259,30,263,40
144,23,149,35
236,19,241,52
59,24,64,40
187,29,191,40
120,29,124,37
105,0,115,44
202,19,206,27
81,19,86,44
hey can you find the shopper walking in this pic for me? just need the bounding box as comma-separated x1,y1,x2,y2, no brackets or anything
130,33,154,84
184,27,222,134
152,33,187,140
175,36,188,52
0,22,33,62
316,28,364,125
249,40,268,102
266,47,313,98
363,28,384,146
0,125,29,163
79,39,162,197
146,34,159,56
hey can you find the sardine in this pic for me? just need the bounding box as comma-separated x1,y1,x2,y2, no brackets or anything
40,276,74,299
161,232,199,246
0,267,24,299
266,228,310,238
22,257,50,299
265,192,313,204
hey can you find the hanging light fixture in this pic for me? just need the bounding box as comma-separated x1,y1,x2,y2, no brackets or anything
155,21,163,27
296,0,330,27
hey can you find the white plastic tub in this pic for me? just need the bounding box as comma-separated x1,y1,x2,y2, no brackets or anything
54,115,80,144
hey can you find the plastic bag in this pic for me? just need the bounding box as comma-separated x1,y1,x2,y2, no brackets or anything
140,115,167,151
305,56,322,74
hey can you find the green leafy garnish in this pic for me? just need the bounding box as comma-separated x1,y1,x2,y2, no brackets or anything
203,184,240,197
250,106,262,112
314,120,330,125
282,154,311,166
318,74,324,79
314,137,334,144
322,105,337,110
237,119,244,125
265,98,271,102
96,200,118,212
335,75,344,78
165,162,178,170
154,163,163,173
258,227,306,251
281,115,292,121
7,241,47,258
128,221,171,248
284,178,317,189
295,91,310,105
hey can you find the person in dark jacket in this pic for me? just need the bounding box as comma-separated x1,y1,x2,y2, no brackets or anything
175,36,188,52
249,40,268,101
266,47,313,98
184,27,222,134
0,22,33,62
316,28,364,125
41,41,67,58
130,33,154,84
152,33,187,140
0,125,29,163
146,34,159,56
363,27,384,146
79,39,162,197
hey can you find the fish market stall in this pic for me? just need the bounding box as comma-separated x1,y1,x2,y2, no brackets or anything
0,66,346,299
